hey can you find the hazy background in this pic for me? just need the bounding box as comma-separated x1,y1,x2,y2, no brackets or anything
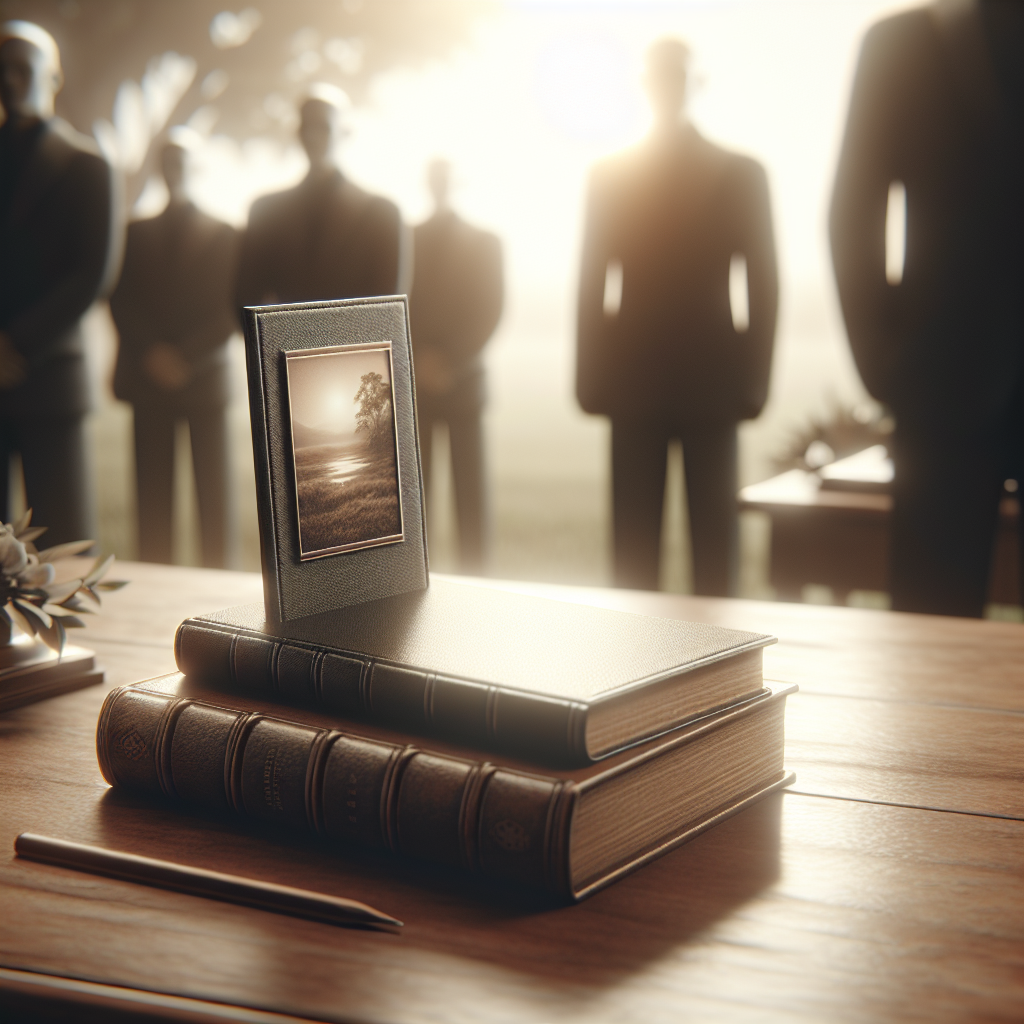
6,0,920,594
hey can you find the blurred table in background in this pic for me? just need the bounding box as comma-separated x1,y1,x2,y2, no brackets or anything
740,468,1021,607
1,563,1021,1023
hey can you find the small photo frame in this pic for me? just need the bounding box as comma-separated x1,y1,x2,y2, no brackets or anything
284,342,404,560
243,297,427,623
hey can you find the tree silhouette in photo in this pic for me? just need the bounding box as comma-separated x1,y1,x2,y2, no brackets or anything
293,365,401,556
354,372,393,451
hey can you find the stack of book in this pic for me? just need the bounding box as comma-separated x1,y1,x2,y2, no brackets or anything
98,297,793,900
96,577,794,901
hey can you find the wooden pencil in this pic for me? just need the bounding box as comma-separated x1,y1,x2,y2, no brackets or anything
14,833,402,929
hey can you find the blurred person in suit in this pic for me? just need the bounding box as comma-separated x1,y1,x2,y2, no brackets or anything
830,0,1022,617
410,159,503,573
576,38,778,596
0,20,119,545
235,84,405,311
109,131,239,568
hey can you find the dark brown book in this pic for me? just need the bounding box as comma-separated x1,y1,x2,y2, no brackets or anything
96,673,795,902
174,577,774,766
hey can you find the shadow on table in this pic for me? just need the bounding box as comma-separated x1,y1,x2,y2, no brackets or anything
94,785,782,987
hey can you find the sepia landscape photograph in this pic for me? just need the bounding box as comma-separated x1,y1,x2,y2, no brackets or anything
285,343,403,559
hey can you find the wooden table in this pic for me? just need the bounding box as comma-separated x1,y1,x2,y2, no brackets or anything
739,470,1021,605
1,563,1021,1023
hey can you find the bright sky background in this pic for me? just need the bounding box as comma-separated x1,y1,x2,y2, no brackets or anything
175,0,912,287
140,0,917,485
100,0,925,575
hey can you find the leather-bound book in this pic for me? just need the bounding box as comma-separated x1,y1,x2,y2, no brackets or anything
96,673,794,902
174,578,775,766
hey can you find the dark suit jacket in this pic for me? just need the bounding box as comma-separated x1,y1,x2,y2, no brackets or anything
0,117,119,418
110,201,239,409
235,169,402,314
409,210,503,407
829,0,1023,434
576,125,778,424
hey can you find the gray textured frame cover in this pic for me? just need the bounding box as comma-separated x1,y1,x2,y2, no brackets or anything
243,296,428,623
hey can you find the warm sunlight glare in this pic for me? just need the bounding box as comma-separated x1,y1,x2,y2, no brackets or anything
886,179,907,285
169,0,919,489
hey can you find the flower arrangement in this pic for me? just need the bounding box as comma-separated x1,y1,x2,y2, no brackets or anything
0,510,127,653
773,400,894,474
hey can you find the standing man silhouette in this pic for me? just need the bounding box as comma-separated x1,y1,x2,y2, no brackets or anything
830,0,1022,617
109,133,239,567
0,21,119,544
235,85,404,311
410,159,503,573
577,39,778,595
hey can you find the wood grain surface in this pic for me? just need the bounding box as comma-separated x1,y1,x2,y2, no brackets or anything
1,562,1021,1024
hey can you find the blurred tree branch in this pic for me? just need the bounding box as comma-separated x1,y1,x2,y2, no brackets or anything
0,0,495,203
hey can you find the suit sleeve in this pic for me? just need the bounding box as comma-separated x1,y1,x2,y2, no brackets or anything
735,159,779,419
446,231,504,360
829,21,903,402
468,232,503,352
235,200,274,323
365,199,403,296
179,224,241,361
7,152,118,369
109,223,163,401
396,219,413,297
575,166,614,414
109,226,161,352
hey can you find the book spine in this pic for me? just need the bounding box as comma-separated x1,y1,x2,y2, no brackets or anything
96,685,576,897
174,620,589,765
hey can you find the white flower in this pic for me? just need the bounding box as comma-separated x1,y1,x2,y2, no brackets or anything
0,527,28,576
17,558,56,588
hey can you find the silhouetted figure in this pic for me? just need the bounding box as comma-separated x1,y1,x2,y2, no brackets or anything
830,0,1023,617
577,39,778,595
109,135,239,567
0,21,119,544
236,86,404,310
410,160,503,573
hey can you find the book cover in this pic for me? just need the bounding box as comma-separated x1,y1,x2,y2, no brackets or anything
175,577,776,766
96,673,795,902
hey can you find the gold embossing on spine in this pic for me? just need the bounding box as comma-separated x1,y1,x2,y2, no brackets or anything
262,747,284,811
